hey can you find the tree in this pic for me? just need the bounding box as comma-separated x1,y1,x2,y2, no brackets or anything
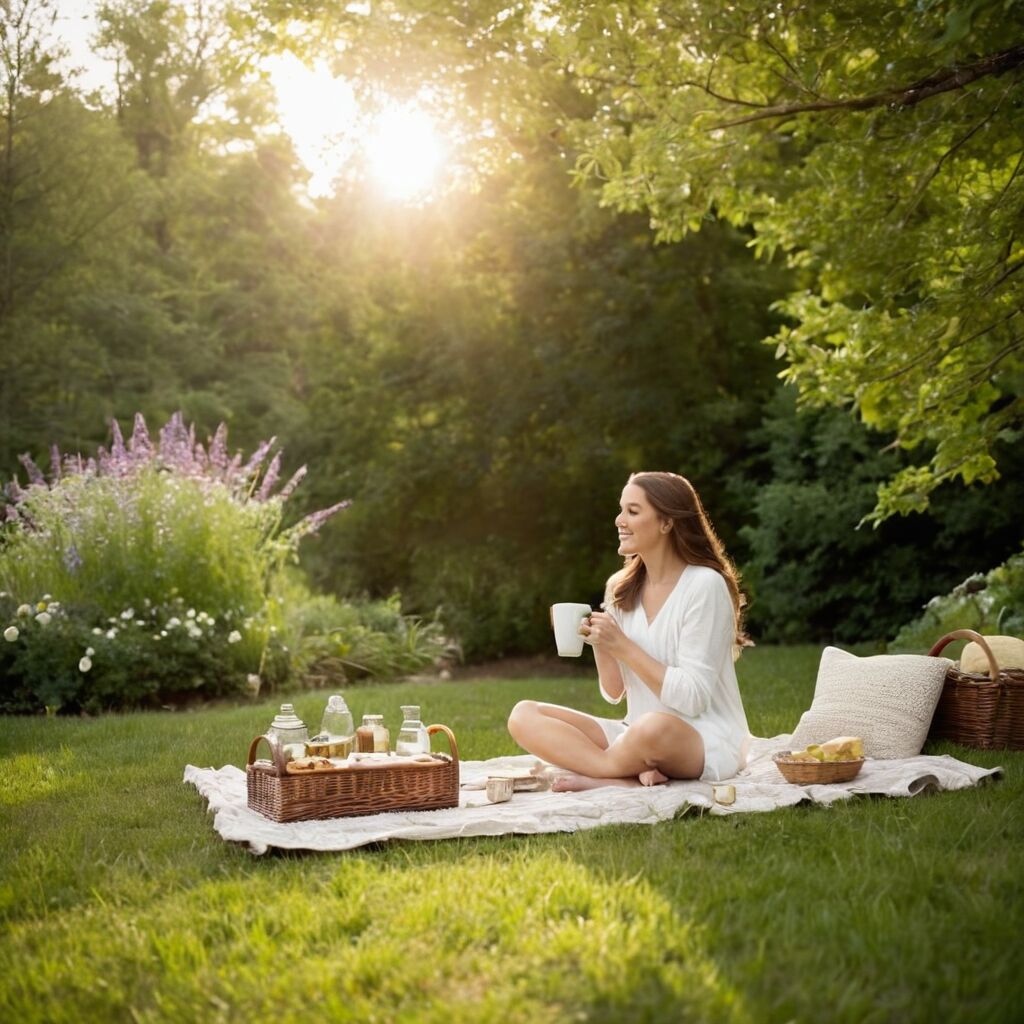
0,0,153,467
523,0,1024,521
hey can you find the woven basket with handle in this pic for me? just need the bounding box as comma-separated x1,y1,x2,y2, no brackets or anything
246,724,460,822
928,630,1024,750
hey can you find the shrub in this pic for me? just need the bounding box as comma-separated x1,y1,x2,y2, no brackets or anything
271,571,456,686
889,548,1024,653
0,414,347,712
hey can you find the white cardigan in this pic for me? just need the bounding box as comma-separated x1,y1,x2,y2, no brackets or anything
602,564,751,773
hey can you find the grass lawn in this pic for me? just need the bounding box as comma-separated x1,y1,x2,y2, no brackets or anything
1,645,1020,1023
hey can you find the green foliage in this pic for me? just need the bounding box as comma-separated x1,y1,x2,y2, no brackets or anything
271,572,453,683
890,548,1024,653
3,0,1022,662
0,413,351,712
506,0,1024,520
293,163,788,657
739,389,1024,644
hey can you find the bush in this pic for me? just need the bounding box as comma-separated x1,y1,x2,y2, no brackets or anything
271,571,456,685
889,548,1024,653
0,414,347,712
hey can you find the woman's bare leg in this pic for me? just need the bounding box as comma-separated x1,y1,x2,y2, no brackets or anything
507,705,704,789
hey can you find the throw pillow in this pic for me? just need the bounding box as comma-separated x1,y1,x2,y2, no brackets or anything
790,646,953,759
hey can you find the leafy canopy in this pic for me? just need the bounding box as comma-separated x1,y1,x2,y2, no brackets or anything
530,0,1024,520
329,0,1024,520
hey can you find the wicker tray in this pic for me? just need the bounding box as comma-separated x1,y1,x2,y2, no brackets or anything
928,630,1024,750
772,752,865,785
247,724,459,822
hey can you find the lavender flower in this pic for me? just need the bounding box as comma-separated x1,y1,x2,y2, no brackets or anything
257,453,282,501
17,453,44,486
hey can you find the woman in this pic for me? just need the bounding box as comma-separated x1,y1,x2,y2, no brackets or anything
507,471,751,790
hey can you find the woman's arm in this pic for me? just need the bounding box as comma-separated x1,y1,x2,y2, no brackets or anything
594,642,626,703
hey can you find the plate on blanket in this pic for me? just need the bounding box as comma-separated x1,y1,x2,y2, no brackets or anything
773,752,865,785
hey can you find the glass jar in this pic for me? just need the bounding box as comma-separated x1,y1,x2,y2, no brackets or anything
267,703,308,761
356,713,389,753
396,705,431,756
308,693,355,758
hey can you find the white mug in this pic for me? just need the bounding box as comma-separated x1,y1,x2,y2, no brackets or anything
550,602,592,657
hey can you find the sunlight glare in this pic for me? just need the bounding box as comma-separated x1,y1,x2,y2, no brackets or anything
267,55,359,198
365,106,446,201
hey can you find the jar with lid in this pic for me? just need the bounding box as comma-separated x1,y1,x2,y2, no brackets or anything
308,693,355,758
396,705,431,755
356,713,390,753
267,703,308,761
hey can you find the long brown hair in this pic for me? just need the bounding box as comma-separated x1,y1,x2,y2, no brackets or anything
608,471,751,648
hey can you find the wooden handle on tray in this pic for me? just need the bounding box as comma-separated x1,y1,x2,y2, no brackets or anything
427,723,459,763
247,733,289,776
928,629,1001,680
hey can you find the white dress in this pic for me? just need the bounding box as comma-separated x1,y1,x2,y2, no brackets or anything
594,564,751,781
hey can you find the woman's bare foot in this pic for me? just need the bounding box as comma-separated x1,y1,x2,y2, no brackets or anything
550,773,639,792
638,768,669,787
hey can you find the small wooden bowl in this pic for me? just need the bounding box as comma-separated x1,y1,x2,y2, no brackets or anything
773,752,865,785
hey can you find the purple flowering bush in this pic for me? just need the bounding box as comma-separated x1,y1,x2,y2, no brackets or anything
0,414,347,712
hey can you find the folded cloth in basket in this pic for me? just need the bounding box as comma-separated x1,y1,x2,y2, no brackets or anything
184,734,1002,855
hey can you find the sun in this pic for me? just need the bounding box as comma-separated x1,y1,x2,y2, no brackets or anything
364,106,447,201
267,55,447,201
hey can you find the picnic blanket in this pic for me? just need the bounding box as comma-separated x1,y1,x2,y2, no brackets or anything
183,735,1002,855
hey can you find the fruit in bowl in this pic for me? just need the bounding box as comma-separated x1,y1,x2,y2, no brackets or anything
787,736,864,762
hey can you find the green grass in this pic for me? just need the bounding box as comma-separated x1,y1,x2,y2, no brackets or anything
1,645,1021,1023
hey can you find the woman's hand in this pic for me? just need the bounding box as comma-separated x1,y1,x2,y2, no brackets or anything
580,611,629,658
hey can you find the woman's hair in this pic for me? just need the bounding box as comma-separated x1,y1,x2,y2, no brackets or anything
608,471,751,648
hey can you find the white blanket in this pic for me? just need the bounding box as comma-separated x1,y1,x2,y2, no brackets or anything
183,735,1002,855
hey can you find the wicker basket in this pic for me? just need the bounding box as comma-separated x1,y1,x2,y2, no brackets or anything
247,724,460,823
928,630,1024,750
772,752,865,785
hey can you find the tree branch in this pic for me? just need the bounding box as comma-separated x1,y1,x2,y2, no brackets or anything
705,44,1024,130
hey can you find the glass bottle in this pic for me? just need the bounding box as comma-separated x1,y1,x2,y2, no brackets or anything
311,693,355,758
396,705,431,756
357,713,389,753
267,703,308,761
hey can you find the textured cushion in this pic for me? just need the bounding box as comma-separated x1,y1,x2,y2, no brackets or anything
790,647,953,759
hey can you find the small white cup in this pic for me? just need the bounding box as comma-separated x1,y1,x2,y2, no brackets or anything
550,602,592,657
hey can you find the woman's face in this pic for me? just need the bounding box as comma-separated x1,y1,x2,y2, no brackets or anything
615,483,670,557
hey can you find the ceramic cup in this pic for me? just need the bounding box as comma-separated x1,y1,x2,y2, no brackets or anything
550,602,592,657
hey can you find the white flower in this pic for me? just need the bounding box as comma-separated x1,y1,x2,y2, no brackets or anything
4,626,18,642
41,593,52,601
106,628,117,639
121,608,135,620
86,647,95,656
108,617,118,624
78,656,92,672
160,630,167,637
187,608,196,619
35,612,52,626
135,620,144,627
92,627,103,635
152,634,162,640
227,630,242,644
167,617,180,628
17,604,32,616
